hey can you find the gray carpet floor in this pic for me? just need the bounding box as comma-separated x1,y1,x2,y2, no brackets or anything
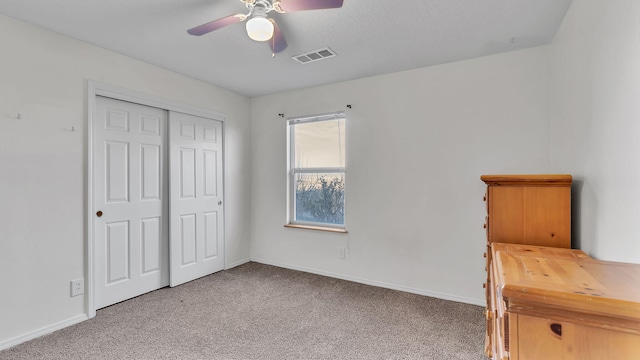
1,262,486,359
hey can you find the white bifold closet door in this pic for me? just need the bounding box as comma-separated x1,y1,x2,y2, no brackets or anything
169,111,224,287
93,96,169,309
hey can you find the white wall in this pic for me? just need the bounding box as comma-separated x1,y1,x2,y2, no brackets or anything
250,46,552,305
549,0,640,263
0,15,251,346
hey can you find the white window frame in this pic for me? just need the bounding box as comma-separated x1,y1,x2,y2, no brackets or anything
286,112,346,231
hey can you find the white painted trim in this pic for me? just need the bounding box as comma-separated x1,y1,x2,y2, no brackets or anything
87,82,96,318
88,81,226,121
86,80,228,319
225,257,251,270
0,314,88,351
251,258,485,307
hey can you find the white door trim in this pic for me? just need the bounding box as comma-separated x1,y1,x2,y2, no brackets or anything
87,80,226,318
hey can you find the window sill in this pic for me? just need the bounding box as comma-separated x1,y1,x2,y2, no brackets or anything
284,224,348,233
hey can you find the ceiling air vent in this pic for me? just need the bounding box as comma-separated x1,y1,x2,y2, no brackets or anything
292,47,337,64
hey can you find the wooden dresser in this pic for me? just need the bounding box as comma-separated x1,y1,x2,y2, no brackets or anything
481,174,572,249
481,175,640,359
488,243,640,359
481,174,573,357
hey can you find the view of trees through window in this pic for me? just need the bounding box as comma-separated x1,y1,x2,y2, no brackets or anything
289,114,345,227
295,173,345,225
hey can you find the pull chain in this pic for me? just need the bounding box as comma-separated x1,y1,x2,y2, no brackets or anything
272,34,276,58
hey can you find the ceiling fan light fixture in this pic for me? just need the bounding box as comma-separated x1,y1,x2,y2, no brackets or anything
246,15,274,42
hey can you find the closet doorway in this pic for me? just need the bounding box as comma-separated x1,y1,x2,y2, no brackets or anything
88,82,225,315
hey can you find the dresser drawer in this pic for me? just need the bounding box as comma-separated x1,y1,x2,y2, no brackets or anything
512,314,640,360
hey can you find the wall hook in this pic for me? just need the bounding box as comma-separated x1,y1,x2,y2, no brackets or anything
346,105,352,109
278,113,284,118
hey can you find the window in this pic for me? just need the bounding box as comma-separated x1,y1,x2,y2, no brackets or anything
287,112,346,230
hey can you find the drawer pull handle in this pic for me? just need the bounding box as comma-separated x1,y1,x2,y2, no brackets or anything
550,323,562,336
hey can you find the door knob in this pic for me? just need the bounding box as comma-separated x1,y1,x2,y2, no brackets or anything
96,211,103,217
218,201,222,205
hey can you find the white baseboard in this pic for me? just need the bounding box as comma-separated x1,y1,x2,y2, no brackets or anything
251,257,485,307
0,314,88,351
225,257,251,270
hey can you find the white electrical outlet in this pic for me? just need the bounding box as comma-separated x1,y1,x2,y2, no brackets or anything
338,247,346,260
70,279,84,297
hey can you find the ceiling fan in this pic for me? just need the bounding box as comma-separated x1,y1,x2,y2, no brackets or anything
187,0,344,55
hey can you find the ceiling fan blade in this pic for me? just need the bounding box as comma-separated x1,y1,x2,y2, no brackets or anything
187,14,247,36
274,0,344,13
269,19,288,54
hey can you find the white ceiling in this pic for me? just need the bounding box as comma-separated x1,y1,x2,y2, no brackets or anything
0,0,572,97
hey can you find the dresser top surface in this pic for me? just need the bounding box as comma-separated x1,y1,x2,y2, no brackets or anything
493,243,640,321
481,174,572,186
492,243,588,259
